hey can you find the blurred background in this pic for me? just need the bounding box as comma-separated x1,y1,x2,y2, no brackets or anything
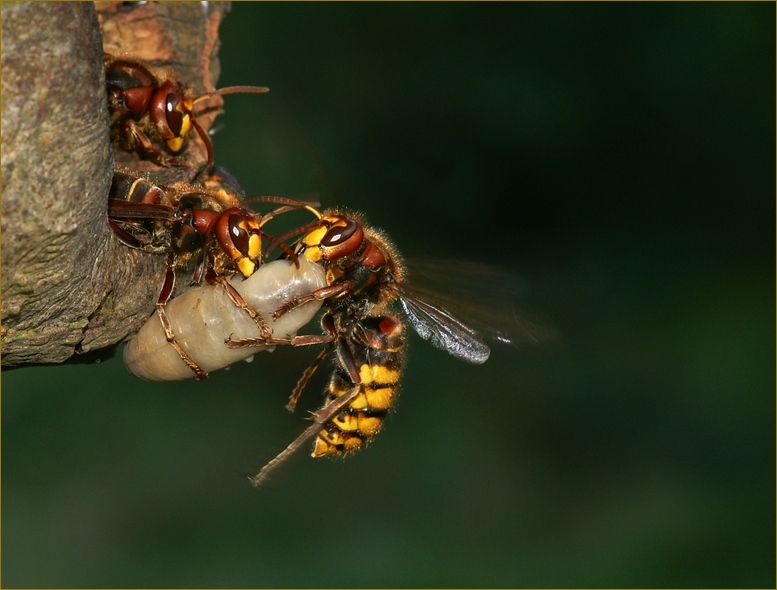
2,3,774,587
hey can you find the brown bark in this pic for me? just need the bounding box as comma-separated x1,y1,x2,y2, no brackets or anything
1,2,231,368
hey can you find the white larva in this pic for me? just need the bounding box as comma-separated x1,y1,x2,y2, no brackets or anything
124,257,326,381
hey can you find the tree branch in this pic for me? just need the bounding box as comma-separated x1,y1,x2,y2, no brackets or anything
1,1,232,368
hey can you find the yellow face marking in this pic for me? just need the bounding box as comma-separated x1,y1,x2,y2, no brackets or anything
298,226,327,263
179,113,192,138
247,232,262,259
322,214,348,228
167,136,185,152
237,257,256,277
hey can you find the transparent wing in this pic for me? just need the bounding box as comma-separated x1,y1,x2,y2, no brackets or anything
398,293,491,364
391,259,558,362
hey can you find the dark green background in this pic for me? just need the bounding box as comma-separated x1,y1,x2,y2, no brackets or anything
3,3,774,587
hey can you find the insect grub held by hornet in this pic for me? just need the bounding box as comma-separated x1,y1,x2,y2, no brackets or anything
109,168,323,380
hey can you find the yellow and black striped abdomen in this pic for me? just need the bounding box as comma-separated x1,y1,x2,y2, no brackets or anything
312,314,406,458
